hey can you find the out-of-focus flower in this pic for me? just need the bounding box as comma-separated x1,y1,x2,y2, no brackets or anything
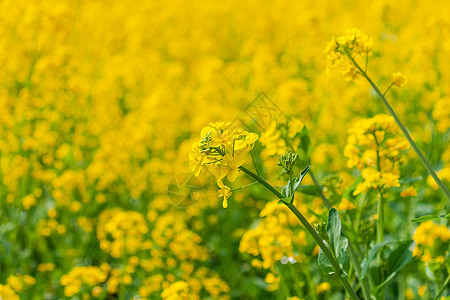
391,73,408,87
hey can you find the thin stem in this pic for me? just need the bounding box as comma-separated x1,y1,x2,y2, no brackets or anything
288,173,294,197
435,273,450,300
239,166,359,300
249,149,260,176
365,53,369,73
287,203,359,300
231,181,259,192
383,83,394,96
239,166,284,198
377,192,384,252
309,170,371,299
309,170,332,208
347,53,450,202
374,134,385,293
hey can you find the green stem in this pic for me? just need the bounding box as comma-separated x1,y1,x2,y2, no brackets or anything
286,203,359,300
309,170,332,208
250,149,261,176
374,134,385,297
231,181,259,192
347,54,450,202
310,170,371,299
435,273,450,300
383,83,394,96
377,192,384,254
239,166,359,300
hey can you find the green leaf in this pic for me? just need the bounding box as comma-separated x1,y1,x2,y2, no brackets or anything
411,213,450,223
280,166,311,203
300,126,312,159
297,185,323,196
447,245,450,269
292,166,311,193
277,197,292,205
318,208,350,277
399,176,423,184
318,241,334,275
372,240,413,294
360,241,390,279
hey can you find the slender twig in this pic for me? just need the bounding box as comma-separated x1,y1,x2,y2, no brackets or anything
309,170,332,208
346,53,450,201
239,166,359,300
365,53,369,73
383,83,394,96
435,273,450,300
231,181,259,192
249,149,260,176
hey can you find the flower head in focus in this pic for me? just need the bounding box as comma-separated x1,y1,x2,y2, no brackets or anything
189,121,259,207
324,28,373,78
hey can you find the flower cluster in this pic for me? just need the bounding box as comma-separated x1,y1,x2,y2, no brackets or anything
0,274,35,300
344,114,408,195
427,147,450,191
412,221,450,266
260,118,306,158
97,208,149,258
190,121,258,208
432,97,450,133
0,0,449,297
60,266,107,297
324,28,373,78
240,200,310,290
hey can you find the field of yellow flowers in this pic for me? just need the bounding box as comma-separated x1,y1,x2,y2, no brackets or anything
0,0,449,299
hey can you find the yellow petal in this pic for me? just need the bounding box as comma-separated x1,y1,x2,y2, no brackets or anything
217,178,225,188
222,199,228,208
201,126,214,138
227,168,239,182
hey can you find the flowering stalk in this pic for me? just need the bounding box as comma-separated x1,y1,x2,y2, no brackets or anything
434,273,450,300
239,166,359,300
346,53,450,202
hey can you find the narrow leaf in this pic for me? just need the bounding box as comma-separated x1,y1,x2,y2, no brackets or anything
411,213,450,223
361,241,390,279
297,185,323,196
372,241,413,293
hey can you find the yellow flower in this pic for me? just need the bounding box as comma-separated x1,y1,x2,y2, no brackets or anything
418,284,427,297
342,67,358,81
338,198,356,210
316,282,331,294
325,28,373,75
189,147,205,177
92,286,102,297
391,73,408,87
406,288,414,300
401,186,417,197
190,121,258,182
217,179,232,208
264,273,276,284
22,195,36,210
235,132,259,151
